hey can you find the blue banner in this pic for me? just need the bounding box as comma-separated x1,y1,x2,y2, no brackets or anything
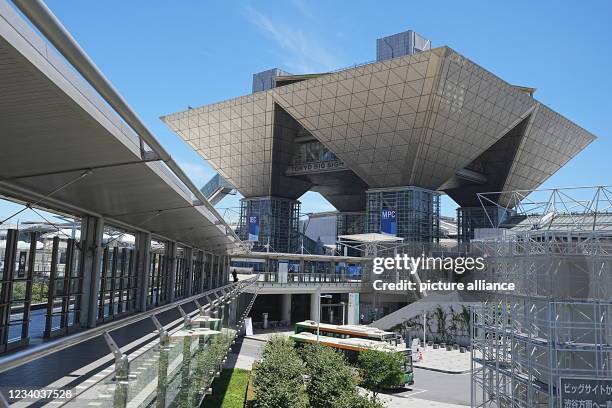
380,208,397,235
248,215,259,241
347,265,362,277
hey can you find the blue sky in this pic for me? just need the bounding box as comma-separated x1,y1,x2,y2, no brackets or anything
2,0,611,224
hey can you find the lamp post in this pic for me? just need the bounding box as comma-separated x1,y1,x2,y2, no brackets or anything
317,289,333,343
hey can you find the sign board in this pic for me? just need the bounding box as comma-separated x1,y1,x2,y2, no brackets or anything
347,265,362,278
244,317,253,336
248,215,259,241
286,159,346,175
380,209,397,236
559,377,612,408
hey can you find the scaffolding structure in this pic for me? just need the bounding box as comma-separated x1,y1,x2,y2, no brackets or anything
470,186,612,408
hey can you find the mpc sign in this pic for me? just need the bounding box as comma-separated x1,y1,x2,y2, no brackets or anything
559,377,612,408
247,215,259,241
380,209,397,236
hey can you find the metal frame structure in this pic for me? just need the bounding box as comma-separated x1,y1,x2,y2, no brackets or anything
366,186,441,243
470,186,612,408
238,197,301,253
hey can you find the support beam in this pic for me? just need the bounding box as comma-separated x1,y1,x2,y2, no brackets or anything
198,251,206,293
310,292,320,322
184,247,194,296
166,241,178,302
136,231,151,312
281,294,291,323
80,215,104,328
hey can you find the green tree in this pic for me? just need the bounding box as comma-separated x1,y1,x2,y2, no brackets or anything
301,343,357,408
251,336,308,408
358,349,405,401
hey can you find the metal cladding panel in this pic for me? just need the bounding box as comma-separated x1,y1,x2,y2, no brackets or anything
502,104,595,194
162,92,275,197
413,49,538,189
163,46,596,200
271,49,443,188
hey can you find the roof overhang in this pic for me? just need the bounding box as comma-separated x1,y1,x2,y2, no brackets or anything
0,2,238,253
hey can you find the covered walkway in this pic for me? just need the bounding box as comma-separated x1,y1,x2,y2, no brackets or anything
0,2,256,406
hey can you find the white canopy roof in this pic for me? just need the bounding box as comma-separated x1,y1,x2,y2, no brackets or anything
337,233,404,243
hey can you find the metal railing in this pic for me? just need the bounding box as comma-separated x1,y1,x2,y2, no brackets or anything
256,272,362,285
0,277,257,374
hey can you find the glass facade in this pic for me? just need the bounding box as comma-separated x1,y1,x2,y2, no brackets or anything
366,186,440,242
238,197,301,253
336,212,366,256
292,140,338,165
456,206,514,243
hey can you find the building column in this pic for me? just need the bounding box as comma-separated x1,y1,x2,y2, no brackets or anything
135,231,151,312
281,294,291,323
215,254,221,287
184,247,194,296
347,293,360,325
166,241,178,302
206,253,215,290
80,215,104,328
198,251,207,293
310,292,320,322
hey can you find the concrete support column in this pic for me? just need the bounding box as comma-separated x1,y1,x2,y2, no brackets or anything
184,247,194,296
136,231,151,312
310,292,320,322
347,293,360,325
281,294,291,323
166,241,178,302
80,215,104,328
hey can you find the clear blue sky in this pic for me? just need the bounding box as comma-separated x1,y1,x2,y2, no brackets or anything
2,0,611,224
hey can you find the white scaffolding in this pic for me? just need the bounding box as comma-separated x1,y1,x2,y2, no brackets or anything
470,186,612,408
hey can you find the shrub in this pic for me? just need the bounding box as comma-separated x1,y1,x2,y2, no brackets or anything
251,336,308,408
358,349,405,401
335,393,386,408
301,343,357,408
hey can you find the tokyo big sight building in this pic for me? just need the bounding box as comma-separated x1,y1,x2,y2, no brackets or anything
161,30,596,252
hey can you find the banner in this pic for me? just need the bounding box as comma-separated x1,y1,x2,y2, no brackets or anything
380,208,397,235
248,215,259,241
244,317,253,336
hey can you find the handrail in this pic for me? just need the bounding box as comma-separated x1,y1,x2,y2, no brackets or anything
256,272,362,284
0,278,257,374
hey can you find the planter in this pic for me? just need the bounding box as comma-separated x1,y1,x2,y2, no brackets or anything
433,344,439,349
453,344,459,350
460,347,466,353
446,345,452,351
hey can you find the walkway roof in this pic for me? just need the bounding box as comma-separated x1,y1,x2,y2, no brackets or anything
338,233,404,243
0,2,239,253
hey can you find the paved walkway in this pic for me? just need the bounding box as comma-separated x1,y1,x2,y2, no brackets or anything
244,329,294,342
375,392,470,408
413,346,472,374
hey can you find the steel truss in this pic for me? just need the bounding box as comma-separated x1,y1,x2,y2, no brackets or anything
471,186,612,408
